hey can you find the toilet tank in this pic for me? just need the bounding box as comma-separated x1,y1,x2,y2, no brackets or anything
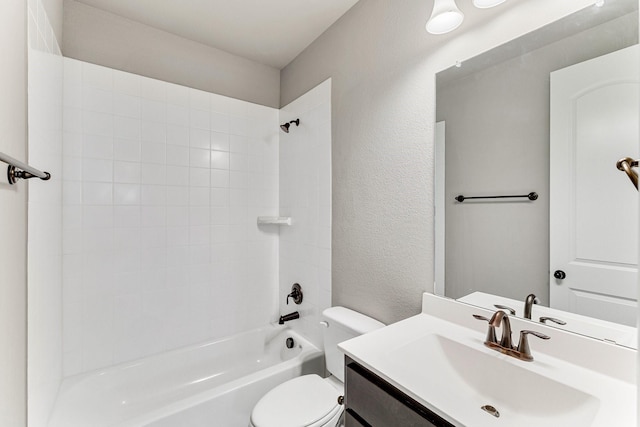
322,307,384,382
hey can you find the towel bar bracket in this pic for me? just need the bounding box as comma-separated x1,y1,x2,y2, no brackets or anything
7,165,51,185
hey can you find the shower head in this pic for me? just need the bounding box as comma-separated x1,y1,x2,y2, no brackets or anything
280,119,300,133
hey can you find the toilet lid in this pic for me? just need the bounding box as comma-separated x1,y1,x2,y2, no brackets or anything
250,374,342,427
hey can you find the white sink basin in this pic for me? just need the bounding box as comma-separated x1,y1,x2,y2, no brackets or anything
388,334,600,426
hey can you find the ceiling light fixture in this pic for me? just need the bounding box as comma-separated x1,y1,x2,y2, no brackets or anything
426,0,464,35
472,0,507,8
426,0,509,35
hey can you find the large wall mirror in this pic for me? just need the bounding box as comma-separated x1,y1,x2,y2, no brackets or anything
435,0,639,348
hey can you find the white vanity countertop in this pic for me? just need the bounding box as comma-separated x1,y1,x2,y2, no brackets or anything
339,294,636,427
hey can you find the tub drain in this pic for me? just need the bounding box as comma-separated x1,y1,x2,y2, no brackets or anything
481,405,500,418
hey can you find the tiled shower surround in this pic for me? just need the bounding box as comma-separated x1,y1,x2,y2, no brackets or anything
62,60,286,375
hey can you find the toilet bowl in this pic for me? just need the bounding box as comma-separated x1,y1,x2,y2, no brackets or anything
248,307,384,427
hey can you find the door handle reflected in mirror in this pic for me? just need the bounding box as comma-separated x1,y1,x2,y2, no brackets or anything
553,270,566,280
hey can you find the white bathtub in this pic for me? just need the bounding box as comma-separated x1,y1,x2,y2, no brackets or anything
49,326,324,427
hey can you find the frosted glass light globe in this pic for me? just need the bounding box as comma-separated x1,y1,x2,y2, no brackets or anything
426,0,464,35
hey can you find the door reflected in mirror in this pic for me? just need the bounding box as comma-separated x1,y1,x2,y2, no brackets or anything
434,0,639,347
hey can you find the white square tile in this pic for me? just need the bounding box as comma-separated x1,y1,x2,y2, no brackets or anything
83,205,113,228
247,156,264,175
114,94,140,118
210,225,230,244
141,99,166,123
114,161,140,184
167,125,189,147
82,183,112,205
189,207,210,226
114,248,141,276
189,168,210,187
167,105,189,126
62,156,82,181
211,151,230,170
189,128,209,149
141,185,166,206
189,226,210,246
82,158,112,183
82,134,113,160
83,111,113,137
229,153,248,172
166,166,189,185
228,206,248,225
140,232,166,253
190,109,210,130
64,132,83,157
166,206,188,227
114,116,140,140
63,205,83,228
210,207,229,225
229,116,248,136
210,188,229,207
210,169,229,188
166,186,189,206
230,171,248,189
229,135,248,154
141,142,166,164
141,163,166,185
189,148,210,169
113,184,140,205
63,228,82,254
189,187,209,206
64,82,82,109
114,138,141,162
113,228,142,252
82,87,113,114
141,121,166,144
166,145,189,167
167,227,189,246
210,132,229,152
230,189,248,207
64,108,82,133
141,206,166,227
114,206,141,227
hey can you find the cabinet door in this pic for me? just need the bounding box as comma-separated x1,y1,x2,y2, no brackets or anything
345,410,367,426
345,359,454,427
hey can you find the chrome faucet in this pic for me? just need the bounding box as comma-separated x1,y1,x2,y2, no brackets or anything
523,293,538,319
474,310,550,362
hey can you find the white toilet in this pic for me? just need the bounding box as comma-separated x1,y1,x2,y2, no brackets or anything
249,307,384,427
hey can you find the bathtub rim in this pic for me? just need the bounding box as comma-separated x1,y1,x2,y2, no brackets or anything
50,324,324,427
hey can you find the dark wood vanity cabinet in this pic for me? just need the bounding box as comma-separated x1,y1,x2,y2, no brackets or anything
344,357,455,427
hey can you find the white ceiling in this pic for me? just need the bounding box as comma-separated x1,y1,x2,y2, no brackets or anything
74,0,361,69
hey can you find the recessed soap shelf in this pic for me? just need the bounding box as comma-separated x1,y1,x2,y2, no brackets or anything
257,216,292,226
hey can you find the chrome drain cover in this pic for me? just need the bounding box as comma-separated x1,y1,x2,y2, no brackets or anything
481,405,500,418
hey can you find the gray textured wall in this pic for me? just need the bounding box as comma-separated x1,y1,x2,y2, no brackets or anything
437,13,637,304
280,0,597,324
0,1,27,425
62,0,280,108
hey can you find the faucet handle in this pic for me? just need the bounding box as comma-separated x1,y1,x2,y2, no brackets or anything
473,314,497,344
517,330,550,361
539,316,566,325
494,304,516,315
